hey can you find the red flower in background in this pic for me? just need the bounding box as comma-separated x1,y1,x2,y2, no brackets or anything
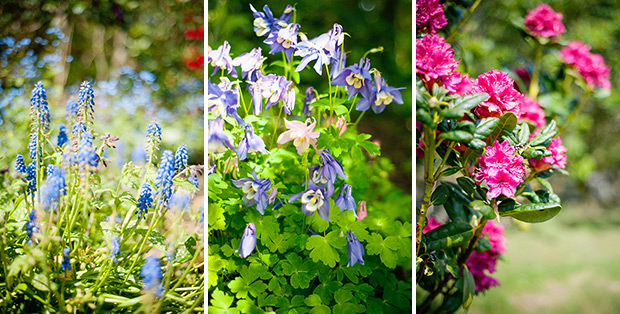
184,25,204,41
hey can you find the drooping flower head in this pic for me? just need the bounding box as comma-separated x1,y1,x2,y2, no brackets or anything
155,150,175,205
141,256,163,298
302,86,316,115
57,123,68,147
15,154,26,174
335,184,357,218
518,97,546,128
208,41,237,77
249,4,293,37
135,183,153,220
237,125,269,161
357,71,404,114
232,168,272,215
331,58,372,100
282,83,296,115
249,73,290,114
276,118,320,155
264,23,300,61
289,186,330,222
524,4,566,39
39,165,66,211
174,144,188,174
25,209,39,246
416,0,447,34
469,70,523,118
207,80,244,125
109,235,120,262
232,47,264,82
416,34,461,93
560,41,611,89
78,81,95,121
237,222,257,258
61,248,72,272
529,136,567,172
318,149,347,183
208,118,233,154
346,230,365,267
466,220,506,292
30,81,50,132
475,140,526,199
356,201,367,221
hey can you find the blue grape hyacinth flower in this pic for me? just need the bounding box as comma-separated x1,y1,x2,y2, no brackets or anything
40,165,66,211
232,168,272,215
237,125,269,161
57,123,68,147
26,161,36,196
135,183,153,219
30,81,50,132
109,235,120,262
15,154,26,174
236,222,257,258
78,81,95,119
174,144,188,174
25,209,39,246
61,248,72,272
141,256,163,298
155,150,175,205
77,133,99,168
335,184,357,218
346,230,365,267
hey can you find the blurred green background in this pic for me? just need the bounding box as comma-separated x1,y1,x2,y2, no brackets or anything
417,0,620,312
208,0,413,191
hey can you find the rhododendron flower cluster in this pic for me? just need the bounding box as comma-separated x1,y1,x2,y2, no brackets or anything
529,136,568,171
465,220,507,292
416,34,460,93
524,4,566,39
422,216,442,234
416,0,447,34
560,41,611,89
518,96,546,128
475,140,526,199
469,70,522,118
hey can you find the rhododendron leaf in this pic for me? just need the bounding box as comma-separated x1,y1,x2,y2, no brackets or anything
529,120,557,146
450,93,488,111
461,266,476,308
431,184,448,205
439,166,461,177
499,200,562,223
471,200,496,220
468,138,486,150
522,147,552,159
475,236,492,252
473,117,499,139
488,112,517,144
439,130,473,143
536,177,554,192
457,120,476,133
416,109,435,127
456,177,476,196
424,222,474,251
516,123,531,144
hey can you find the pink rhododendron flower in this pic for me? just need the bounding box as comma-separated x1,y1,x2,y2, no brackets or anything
356,201,367,221
475,140,525,199
466,220,506,292
529,136,568,171
416,0,447,34
518,97,546,128
560,41,611,89
453,72,475,96
277,118,320,155
422,216,442,234
469,70,523,118
416,34,461,93
524,4,566,39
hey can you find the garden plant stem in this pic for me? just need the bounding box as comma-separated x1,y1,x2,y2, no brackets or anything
446,0,483,42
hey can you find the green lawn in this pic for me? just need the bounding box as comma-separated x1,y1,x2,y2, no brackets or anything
466,205,620,313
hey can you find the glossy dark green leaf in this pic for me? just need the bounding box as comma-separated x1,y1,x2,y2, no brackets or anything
471,200,496,219
517,124,531,144
431,185,449,206
467,139,486,150
462,266,476,308
439,166,461,177
457,120,476,133
457,177,476,196
529,120,557,147
416,108,435,127
451,93,488,111
424,222,474,251
488,112,517,144
499,201,562,223
475,237,492,252
522,147,552,159
474,117,499,139
439,130,473,143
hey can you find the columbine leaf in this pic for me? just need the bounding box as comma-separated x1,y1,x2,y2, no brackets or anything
306,232,341,268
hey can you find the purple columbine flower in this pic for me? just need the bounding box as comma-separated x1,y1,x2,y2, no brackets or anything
331,58,372,99
302,86,315,115
208,40,237,77
294,32,332,75
326,24,345,60
236,222,257,258
334,184,357,218
237,125,269,161
346,230,364,267
282,84,295,115
264,23,299,61
289,186,330,222
250,4,293,37
319,149,347,183
308,165,334,198
249,73,290,114
232,47,264,82
208,80,244,126
208,118,234,154
232,168,272,215
357,71,404,114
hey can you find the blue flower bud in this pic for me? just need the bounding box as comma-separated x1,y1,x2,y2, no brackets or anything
346,230,364,267
236,223,257,258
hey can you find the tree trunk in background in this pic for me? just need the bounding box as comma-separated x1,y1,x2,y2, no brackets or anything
93,25,108,82
52,8,73,105
111,30,130,73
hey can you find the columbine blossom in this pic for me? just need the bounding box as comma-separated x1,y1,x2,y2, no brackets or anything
416,0,447,34
524,4,565,39
469,70,522,118
289,186,330,222
208,118,233,154
232,168,272,214
237,125,269,160
416,34,460,93
207,80,244,125
302,86,315,115
529,136,567,171
475,140,526,199
335,184,357,218
276,118,320,155
208,41,237,77
466,220,506,292
294,32,332,75
135,183,153,219
264,23,299,61
318,149,347,183
155,150,175,205
232,47,264,82
357,71,404,114
249,4,293,37
560,41,611,89
141,256,163,298
331,58,372,100
346,230,365,267
282,84,295,115
518,97,546,128
250,74,291,114
236,223,257,258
